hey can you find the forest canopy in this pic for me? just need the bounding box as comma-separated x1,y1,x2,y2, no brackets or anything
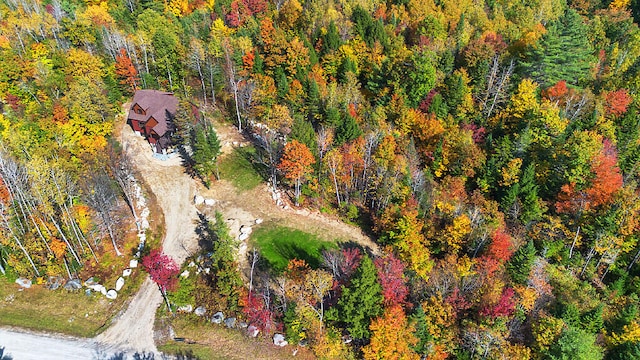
3,0,640,358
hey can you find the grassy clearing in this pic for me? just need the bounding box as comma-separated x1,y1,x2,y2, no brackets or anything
252,224,338,271
0,274,139,337
157,314,313,360
218,146,264,192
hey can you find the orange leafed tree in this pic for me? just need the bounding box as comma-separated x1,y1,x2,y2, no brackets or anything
604,89,632,117
115,48,138,93
586,140,623,207
362,305,420,360
278,139,315,206
556,140,623,212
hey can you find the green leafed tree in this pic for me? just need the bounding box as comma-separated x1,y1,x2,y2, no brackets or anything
545,328,603,360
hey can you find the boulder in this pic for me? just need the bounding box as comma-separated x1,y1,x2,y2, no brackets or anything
238,322,248,329
47,276,64,290
239,233,249,241
194,195,204,205
140,219,150,229
177,304,193,313
255,218,263,225
247,325,259,338
106,289,117,300
211,311,224,324
204,198,215,206
188,261,196,268
100,286,108,296
240,226,252,234
15,277,32,289
122,268,132,277
129,259,138,268
64,279,82,291
84,277,98,287
115,277,125,291
273,334,288,347
224,317,236,329
180,270,190,278
194,306,206,316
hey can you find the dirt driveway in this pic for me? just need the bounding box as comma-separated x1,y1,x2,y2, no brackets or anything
95,117,379,355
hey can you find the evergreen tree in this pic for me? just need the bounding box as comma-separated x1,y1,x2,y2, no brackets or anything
411,305,431,356
507,241,536,284
335,113,361,145
275,67,289,99
191,121,221,187
521,9,595,87
322,20,341,54
337,255,383,340
290,115,316,155
519,163,544,224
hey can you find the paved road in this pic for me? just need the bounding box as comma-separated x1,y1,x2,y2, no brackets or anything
0,328,103,359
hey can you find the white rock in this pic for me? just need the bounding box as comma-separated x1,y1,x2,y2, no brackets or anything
129,259,138,268
140,220,149,229
115,277,125,291
211,311,224,324
188,261,196,268
122,268,132,277
181,270,190,278
15,278,32,289
273,334,288,347
177,304,193,313
194,195,204,205
100,286,107,296
204,268,210,274
106,289,117,300
240,226,252,234
239,233,249,241
247,325,259,337
194,306,206,316
204,198,215,206
255,218,263,224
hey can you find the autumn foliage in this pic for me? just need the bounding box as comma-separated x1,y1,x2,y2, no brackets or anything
142,249,180,293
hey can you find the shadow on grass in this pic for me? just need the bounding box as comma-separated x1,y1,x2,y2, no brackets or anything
218,146,266,192
253,225,338,272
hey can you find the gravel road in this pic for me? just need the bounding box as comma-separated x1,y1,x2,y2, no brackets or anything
0,328,100,359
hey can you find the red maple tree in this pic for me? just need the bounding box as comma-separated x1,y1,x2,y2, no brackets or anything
142,249,180,312
374,253,409,306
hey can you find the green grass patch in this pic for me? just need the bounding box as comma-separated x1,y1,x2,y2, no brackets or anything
158,342,218,360
0,273,142,337
218,146,264,192
252,224,338,271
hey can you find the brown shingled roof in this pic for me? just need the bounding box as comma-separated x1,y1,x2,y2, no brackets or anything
129,90,178,137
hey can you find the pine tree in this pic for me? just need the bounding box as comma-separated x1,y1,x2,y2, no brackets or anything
521,9,595,87
191,121,221,187
519,163,543,224
337,255,383,340
335,113,361,145
506,241,536,284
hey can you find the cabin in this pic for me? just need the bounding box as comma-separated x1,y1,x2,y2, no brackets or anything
128,90,179,154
